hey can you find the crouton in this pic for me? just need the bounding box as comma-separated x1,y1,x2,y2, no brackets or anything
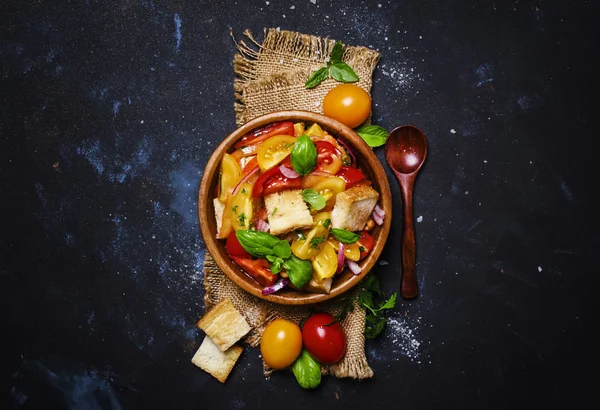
196,298,251,352
331,185,379,232
304,277,333,294
264,189,313,236
191,336,243,383
214,198,226,239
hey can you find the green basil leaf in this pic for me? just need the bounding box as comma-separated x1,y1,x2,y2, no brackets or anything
329,61,359,83
291,135,317,176
267,255,284,274
283,254,313,289
330,228,361,244
292,350,321,389
302,189,326,210
273,240,292,259
235,230,280,257
305,66,329,89
329,40,344,63
355,125,389,147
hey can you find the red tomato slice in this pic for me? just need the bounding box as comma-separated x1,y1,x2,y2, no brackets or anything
230,256,277,287
225,231,251,258
242,157,258,176
234,122,295,149
314,141,343,174
252,161,302,197
336,166,367,188
357,230,374,259
301,312,346,364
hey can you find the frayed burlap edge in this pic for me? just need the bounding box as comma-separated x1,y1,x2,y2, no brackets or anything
203,253,374,379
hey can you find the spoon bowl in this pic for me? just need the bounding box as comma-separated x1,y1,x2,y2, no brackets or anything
385,125,428,299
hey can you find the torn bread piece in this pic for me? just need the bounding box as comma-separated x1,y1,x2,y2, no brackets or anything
191,336,243,383
213,198,226,239
196,298,251,352
264,189,313,236
331,185,379,232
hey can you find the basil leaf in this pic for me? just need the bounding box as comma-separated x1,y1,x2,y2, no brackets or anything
329,40,344,63
355,125,389,147
273,240,292,259
283,255,313,289
329,61,359,83
305,66,329,89
292,350,321,389
267,255,284,274
302,189,326,210
291,135,317,176
235,230,280,257
330,228,361,244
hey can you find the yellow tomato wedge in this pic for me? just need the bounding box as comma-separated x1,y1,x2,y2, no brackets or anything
305,123,325,137
312,242,338,281
218,153,242,202
227,175,257,231
291,212,331,260
302,175,346,208
256,135,297,171
327,239,361,262
293,122,305,136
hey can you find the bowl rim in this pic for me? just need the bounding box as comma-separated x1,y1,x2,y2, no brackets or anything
198,110,392,305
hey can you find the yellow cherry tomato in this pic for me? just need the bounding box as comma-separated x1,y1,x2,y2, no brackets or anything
260,318,303,369
328,239,361,261
227,174,257,231
218,153,242,202
312,241,338,281
291,212,331,260
322,84,371,128
256,135,298,171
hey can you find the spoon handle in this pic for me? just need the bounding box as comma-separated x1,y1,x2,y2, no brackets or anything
398,173,418,299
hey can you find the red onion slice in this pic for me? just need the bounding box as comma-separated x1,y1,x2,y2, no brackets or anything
336,242,346,274
232,166,259,196
262,277,290,295
336,138,356,165
347,260,362,275
256,219,270,232
372,212,384,226
279,164,299,179
374,204,385,218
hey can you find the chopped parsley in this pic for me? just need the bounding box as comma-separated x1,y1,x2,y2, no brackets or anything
241,188,248,195
359,245,366,252
237,213,246,226
231,205,239,213
272,207,278,216
323,218,331,228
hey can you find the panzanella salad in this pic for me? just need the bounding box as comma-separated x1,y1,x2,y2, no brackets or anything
213,121,386,295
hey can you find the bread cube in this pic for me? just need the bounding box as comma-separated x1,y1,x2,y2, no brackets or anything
331,185,379,232
264,189,313,236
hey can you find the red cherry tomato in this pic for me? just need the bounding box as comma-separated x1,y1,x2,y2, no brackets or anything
336,166,367,188
314,141,342,174
357,230,374,259
252,160,302,197
230,256,277,287
234,121,295,149
225,231,251,258
301,312,346,364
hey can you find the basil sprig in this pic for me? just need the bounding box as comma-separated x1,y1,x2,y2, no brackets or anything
291,135,317,176
305,40,359,89
355,124,389,147
302,189,326,210
283,255,313,289
235,230,291,258
236,230,313,288
292,349,321,389
330,228,361,244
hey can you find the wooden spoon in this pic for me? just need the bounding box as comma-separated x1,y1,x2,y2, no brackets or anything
384,125,428,299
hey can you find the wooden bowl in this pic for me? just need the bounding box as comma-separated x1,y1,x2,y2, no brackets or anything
198,110,392,305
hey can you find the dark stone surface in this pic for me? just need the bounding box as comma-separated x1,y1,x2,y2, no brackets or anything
1,0,594,409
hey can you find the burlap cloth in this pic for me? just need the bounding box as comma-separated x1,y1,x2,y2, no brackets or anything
203,28,380,379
